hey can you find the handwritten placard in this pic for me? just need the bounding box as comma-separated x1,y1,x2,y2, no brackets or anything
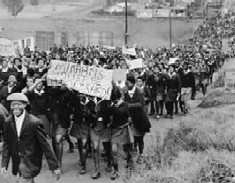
47,60,113,99
127,58,145,70
0,38,15,56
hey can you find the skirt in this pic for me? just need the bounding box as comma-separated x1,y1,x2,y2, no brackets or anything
70,122,89,140
132,123,146,137
35,114,51,136
51,113,67,137
111,124,134,145
156,93,164,101
90,122,111,143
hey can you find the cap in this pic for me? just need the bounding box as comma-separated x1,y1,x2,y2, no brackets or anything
7,93,29,103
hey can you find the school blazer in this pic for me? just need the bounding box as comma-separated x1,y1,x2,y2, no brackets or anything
2,113,59,178
124,87,151,133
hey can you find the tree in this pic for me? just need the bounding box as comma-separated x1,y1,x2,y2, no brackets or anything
2,0,24,17
30,0,39,6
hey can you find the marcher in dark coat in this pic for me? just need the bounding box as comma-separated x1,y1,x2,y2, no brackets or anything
70,92,90,175
0,104,8,143
153,66,167,119
108,87,133,180
165,65,181,119
0,74,21,112
0,59,16,87
47,86,73,167
124,74,151,165
1,93,60,182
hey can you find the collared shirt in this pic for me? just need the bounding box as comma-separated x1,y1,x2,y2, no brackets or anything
128,86,136,98
15,110,26,137
2,67,8,72
8,86,14,93
34,88,45,95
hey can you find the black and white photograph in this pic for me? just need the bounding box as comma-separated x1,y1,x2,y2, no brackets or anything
0,0,235,182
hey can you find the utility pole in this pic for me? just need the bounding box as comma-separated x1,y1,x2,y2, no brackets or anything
169,10,172,49
125,0,128,45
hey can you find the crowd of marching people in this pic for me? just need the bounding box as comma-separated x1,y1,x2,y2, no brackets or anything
0,10,234,181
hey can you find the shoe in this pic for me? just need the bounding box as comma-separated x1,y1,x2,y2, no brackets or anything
169,115,174,119
111,172,120,180
68,148,74,153
155,115,160,119
92,172,101,179
149,112,155,116
136,155,144,164
164,114,169,118
87,152,92,158
79,168,86,175
132,148,137,154
105,165,112,173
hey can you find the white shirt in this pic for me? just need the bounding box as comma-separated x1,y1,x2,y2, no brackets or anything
8,86,14,93
128,86,136,98
15,110,26,137
2,67,8,72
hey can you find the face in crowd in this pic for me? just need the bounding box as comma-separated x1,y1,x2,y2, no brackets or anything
26,78,34,88
136,78,144,88
2,60,8,69
10,101,26,117
38,59,45,68
8,75,17,87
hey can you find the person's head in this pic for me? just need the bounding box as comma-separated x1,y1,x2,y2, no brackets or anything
126,74,136,90
111,87,122,102
2,60,8,68
175,60,180,68
26,77,34,88
153,66,160,74
13,58,22,68
183,62,189,70
136,77,144,88
8,74,17,87
168,65,175,73
7,93,28,117
35,79,44,91
37,58,45,68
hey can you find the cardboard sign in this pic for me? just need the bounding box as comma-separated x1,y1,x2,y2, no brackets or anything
122,47,136,56
127,58,145,70
169,58,179,65
47,60,113,99
0,38,15,56
136,9,153,18
112,69,127,82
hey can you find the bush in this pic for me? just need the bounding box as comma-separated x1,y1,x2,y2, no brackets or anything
199,88,235,108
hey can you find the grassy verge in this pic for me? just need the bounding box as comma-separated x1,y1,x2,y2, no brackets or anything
128,105,235,183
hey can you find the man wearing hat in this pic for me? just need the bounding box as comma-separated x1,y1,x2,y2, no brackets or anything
1,93,61,183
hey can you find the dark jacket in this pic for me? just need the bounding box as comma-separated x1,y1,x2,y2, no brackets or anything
2,113,59,178
166,72,181,102
108,101,129,128
47,88,73,128
0,68,16,86
124,87,151,133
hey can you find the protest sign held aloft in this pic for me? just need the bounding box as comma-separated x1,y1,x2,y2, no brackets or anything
47,60,113,99
122,47,137,56
127,58,146,70
0,38,16,56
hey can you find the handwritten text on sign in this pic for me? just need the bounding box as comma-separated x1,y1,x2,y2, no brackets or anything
47,60,113,99
0,38,15,56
